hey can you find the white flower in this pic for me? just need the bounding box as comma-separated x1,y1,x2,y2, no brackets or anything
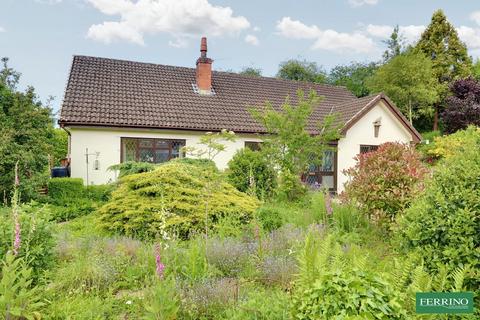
126,300,132,305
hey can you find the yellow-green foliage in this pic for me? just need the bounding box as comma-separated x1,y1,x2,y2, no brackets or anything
428,125,480,159
97,161,259,239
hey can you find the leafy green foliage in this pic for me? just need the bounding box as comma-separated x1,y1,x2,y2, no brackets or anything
227,148,277,199
343,142,429,224
0,58,56,202
396,134,480,290
0,253,44,319
108,161,157,178
47,178,83,200
277,59,327,83
0,203,55,281
250,90,340,201
97,160,259,239
383,25,405,62
292,234,406,319
239,66,262,77
142,277,180,320
427,126,480,160
328,61,378,97
367,51,439,124
50,128,68,167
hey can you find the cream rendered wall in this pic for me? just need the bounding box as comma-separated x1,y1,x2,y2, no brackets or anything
337,101,414,193
68,127,262,185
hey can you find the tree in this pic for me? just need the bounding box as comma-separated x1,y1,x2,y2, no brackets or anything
239,67,262,77
472,59,480,80
383,25,404,62
0,58,55,201
366,51,439,125
250,90,340,200
442,77,480,133
415,9,472,130
328,62,378,97
277,59,327,84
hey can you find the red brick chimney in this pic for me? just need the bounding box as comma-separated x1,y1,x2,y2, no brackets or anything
196,37,213,95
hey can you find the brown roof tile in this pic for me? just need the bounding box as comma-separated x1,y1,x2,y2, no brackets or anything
59,56,380,134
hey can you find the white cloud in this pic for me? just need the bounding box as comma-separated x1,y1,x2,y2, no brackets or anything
253,26,261,32
470,11,480,26
365,24,425,44
86,0,250,46
244,34,259,46
0,26,5,33
457,26,480,50
348,0,378,8
276,17,376,53
35,0,63,4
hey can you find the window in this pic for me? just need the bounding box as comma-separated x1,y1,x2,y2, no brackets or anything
360,145,379,154
121,138,185,163
304,150,336,190
245,141,262,151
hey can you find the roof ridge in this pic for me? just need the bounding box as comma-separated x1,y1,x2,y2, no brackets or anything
72,55,355,94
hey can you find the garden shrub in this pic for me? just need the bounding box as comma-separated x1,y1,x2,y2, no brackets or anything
255,205,285,231
47,177,84,200
97,161,259,239
108,161,157,178
205,237,252,277
0,203,55,281
427,125,480,160
396,137,480,290
292,233,406,319
343,142,428,224
227,148,277,199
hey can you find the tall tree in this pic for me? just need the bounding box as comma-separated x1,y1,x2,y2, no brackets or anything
239,67,262,77
383,25,404,62
443,77,480,133
366,51,439,125
277,59,327,84
415,9,472,130
0,58,56,201
328,62,378,97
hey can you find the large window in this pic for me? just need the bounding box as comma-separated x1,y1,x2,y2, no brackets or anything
121,138,185,163
304,150,336,190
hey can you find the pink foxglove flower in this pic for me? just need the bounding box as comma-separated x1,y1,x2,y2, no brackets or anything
13,218,21,256
155,243,165,279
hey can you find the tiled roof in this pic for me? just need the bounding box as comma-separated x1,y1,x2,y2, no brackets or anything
59,56,412,137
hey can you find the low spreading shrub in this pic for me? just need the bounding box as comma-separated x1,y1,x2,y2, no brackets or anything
396,133,480,290
108,161,157,178
227,148,277,199
47,178,84,200
205,237,252,277
427,125,480,160
343,142,429,224
97,161,259,239
256,205,285,231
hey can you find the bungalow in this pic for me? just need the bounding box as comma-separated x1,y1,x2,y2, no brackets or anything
59,37,421,193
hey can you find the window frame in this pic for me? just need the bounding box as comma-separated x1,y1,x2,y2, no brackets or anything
303,143,338,192
244,141,262,151
359,144,379,154
120,137,186,164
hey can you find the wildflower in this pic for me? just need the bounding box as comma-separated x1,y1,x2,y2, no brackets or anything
13,219,21,256
155,243,165,279
125,300,132,305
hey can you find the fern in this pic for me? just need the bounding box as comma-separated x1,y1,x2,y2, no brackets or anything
450,266,466,291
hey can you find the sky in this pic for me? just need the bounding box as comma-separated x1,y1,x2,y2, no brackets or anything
2,0,480,115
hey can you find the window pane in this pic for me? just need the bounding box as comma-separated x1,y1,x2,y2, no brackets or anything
172,140,186,158
123,139,137,162
155,149,170,163
156,140,169,148
322,151,334,172
139,149,154,162
139,139,154,148
321,175,334,189
245,141,262,151
360,145,378,154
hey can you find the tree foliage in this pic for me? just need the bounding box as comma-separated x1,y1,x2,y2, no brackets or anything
250,90,339,200
443,77,480,133
367,51,439,124
328,62,378,97
383,25,405,62
277,59,327,84
239,67,262,77
0,58,56,202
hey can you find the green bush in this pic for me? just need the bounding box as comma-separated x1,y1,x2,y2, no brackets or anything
47,178,84,200
256,205,285,232
396,133,480,290
227,148,277,199
343,142,429,225
97,161,259,239
0,203,55,281
48,199,97,222
109,161,157,178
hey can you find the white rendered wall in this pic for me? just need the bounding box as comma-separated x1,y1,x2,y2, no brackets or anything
336,101,414,193
68,127,262,185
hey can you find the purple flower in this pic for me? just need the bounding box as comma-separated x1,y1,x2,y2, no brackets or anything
325,191,333,216
13,219,21,256
14,161,19,187
155,244,165,279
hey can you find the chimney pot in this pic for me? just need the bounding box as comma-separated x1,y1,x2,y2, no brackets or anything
196,37,213,94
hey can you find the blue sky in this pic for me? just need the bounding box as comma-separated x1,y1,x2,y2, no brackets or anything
2,0,480,115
